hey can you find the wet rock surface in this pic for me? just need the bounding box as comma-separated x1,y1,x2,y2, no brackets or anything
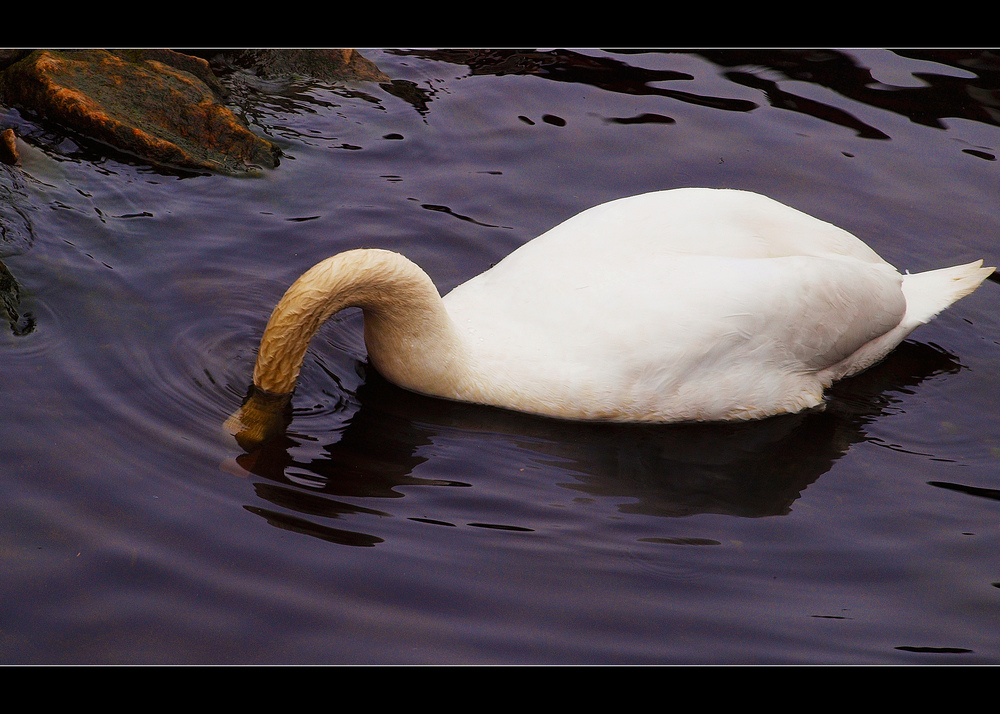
0,128,17,165
0,256,32,335
0,49,387,176
0,49,281,176
208,48,389,83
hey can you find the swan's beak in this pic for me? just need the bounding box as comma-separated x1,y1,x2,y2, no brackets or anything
224,386,292,450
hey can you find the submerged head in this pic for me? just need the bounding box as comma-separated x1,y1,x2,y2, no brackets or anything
225,386,293,450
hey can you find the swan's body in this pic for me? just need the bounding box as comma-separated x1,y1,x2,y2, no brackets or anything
230,188,992,442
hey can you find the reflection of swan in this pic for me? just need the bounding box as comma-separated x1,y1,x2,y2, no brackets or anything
232,340,962,542
228,188,992,445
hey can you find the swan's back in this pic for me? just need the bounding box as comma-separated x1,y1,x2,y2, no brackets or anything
481,188,890,266
444,188,894,342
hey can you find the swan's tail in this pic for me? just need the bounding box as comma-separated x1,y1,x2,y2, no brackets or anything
901,260,994,328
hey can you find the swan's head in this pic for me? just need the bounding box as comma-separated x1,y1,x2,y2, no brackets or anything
224,386,293,450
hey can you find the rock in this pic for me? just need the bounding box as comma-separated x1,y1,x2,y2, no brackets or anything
0,258,18,320
0,257,33,335
212,48,389,83
0,128,16,165
110,49,231,100
0,50,31,72
0,49,281,175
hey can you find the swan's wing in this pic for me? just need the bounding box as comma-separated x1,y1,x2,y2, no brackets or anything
451,252,904,369
713,256,906,370
445,253,906,420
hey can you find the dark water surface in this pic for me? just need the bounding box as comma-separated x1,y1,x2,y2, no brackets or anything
1,49,998,664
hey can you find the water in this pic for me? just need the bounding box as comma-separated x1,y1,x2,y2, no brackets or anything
0,49,997,664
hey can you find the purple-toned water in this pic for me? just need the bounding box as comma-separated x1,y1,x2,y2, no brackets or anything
1,49,997,663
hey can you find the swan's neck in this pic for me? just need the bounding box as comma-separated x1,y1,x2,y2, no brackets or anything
252,248,468,397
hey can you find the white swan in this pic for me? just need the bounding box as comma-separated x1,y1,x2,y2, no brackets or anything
227,188,993,444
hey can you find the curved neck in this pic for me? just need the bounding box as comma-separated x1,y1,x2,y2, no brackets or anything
252,249,467,396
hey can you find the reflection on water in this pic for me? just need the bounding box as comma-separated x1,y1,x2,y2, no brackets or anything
232,340,961,546
390,48,1000,149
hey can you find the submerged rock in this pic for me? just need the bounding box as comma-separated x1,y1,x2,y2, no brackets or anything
210,48,390,83
0,257,33,335
0,49,281,175
0,258,17,321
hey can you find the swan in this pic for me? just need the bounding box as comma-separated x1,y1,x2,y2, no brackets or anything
227,187,993,446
